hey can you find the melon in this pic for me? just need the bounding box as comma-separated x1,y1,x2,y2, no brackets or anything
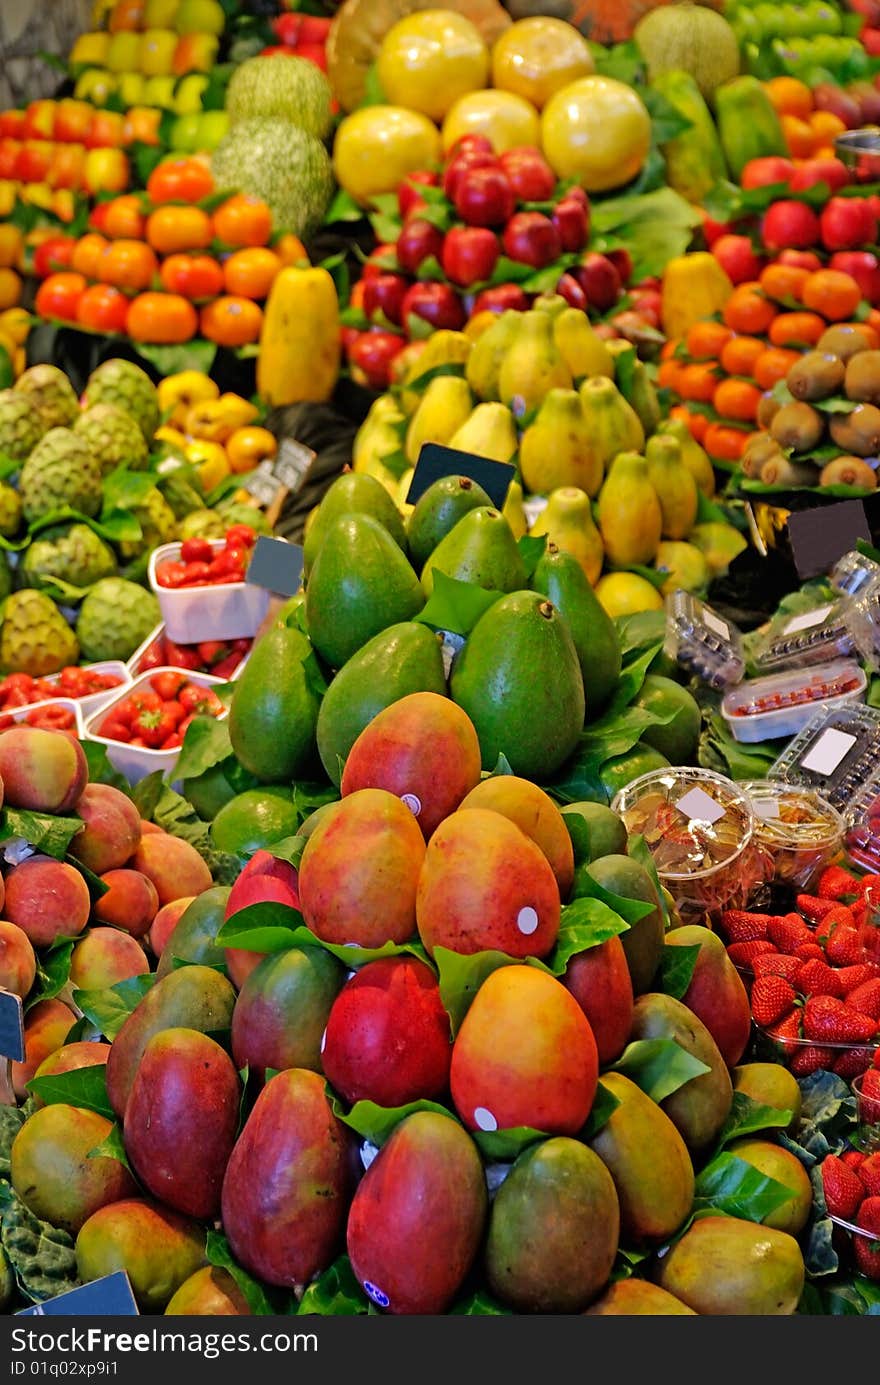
634,3,740,101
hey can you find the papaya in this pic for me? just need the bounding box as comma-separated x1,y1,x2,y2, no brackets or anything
528,486,604,587
257,266,339,406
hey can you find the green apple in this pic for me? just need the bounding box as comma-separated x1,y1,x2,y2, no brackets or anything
196,109,229,151
174,0,225,36
173,73,209,114
117,71,146,107
169,112,202,152
144,0,180,25
105,32,142,74
142,74,178,109
141,28,179,76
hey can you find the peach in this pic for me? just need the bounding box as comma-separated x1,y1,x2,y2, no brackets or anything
0,726,87,813
69,928,149,991
148,896,195,957
70,783,141,874
5,855,91,947
0,919,37,998
140,820,164,835
11,997,76,1098
94,868,159,938
132,832,212,905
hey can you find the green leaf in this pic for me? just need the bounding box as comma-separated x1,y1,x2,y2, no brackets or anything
488,753,514,777
604,642,665,716
297,1254,371,1316
26,938,75,1011
400,361,466,395
546,897,630,975
581,1080,621,1141
266,835,306,871
0,1106,25,1178
450,1290,512,1315
174,715,233,782
693,1151,797,1224
86,1121,132,1174
472,1126,547,1160
659,943,700,1001
714,1092,794,1153
570,872,655,928
590,39,645,87
73,974,155,1041
643,86,693,144
135,340,217,378
216,901,430,970
435,944,550,1037
206,1229,276,1315
332,1096,453,1147
628,832,670,930
589,188,702,281
612,1038,711,1103
324,188,364,225
360,61,386,107
102,466,161,514
293,780,339,824
26,1063,112,1119
413,569,506,638
79,739,130,793
132,770,165,821
0,807,83,860
517,533,547,578
0,1185,79,1304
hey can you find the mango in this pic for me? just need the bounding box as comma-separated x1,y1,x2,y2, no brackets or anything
562,935,633,1064
155,885,230,979
32,1041,111,1102
298,789,425,947
575,854,664,995
588,1073,694,1244
165,1266,251,1316
221,1069,354,1291
76,1199,206,1313
231,945,345,1079
0,725,87,813
486,1137,619,1312
321,957,451,1108
94,868,159,938
416,808,560,959
124,1028,240,1220
657,1214,805,1315
629,992,733,1152
450,965,597,1135
340,691,482,840
5,855,91,948
347,1111,486,1314
733,1064,801,1129
228,624,321,783
69,928,149,991
560,801,627,862
70,783,141,874
457,775,574,897
585,1279,696,1314
11,1104,136,1235
106,964,236,1118
726,1139,813,1235
666,924,751,1067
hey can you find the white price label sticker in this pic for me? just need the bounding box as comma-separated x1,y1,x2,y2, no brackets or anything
273,438,315,492
675,787,726,825
243,459,283,507
783,604,835,636
800,727,858,776
754,798,781,819
703,609,730,640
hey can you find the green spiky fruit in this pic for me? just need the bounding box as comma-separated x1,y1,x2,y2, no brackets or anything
158,469,207,520
176,508,226,542
82,359,159,443
18,428,103,525
0,589,79,675
0,389,45,462
73,403,149,475
14,365,79,430
21,523,117,595
0,481,22,539
76,577,161,661
117,486,178,560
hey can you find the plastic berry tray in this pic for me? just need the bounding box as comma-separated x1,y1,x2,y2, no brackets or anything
148,540,269,644
739,780,845,893
843,769,880,874
768,702,880,814
751,1021,879,1074
830,550,880,597
663,590,745,690
750,596,857,675
721,660,867,743
126,622,252,681
0,697,84,737
83,667,228,787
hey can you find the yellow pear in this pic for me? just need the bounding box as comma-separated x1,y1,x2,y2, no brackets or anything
502,477,527,539
519,388,604,497
646,434,698,540
405,375,474,465
447,402,518,464
597,451,662,567
579,376,644,468
553,308,615,383
658,418,716,498
498,310,573,420
530,485,604,585
465,310,522,403
399,330,472,413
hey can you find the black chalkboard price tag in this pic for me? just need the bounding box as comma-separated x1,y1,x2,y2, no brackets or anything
406,443,515,509
245,537,305,598
16,1272,139,1316
788,499,872,580
0,987,24,1063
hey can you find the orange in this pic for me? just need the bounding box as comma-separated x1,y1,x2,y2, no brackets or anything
34,272,86,321
759,263,809,305
720,334,765,378
685,319,733,362
723,286,777,335
675,362,719,403
126,292,198,344
781,115,817,159
801,269,861,322
809,110,846,144
212,195,272,249
703,422,748,463
226,426,277,473
222,247,282,299
146,206,213,255
70,232,108,280
97,239,158,292
713,378,761,423
765,77,813,121
273,233,309,267
147,157,214,206
159,253,224,301
768,311,826,348
199,296,263,347
753,347,800,391
669,404,708,443
103,195,146,241
657,358,684,391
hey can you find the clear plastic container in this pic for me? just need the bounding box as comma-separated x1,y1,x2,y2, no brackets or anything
852,1072,880,1143
830,550,880,597
148,540,269,643
751,1020,878,1076
768,702,880,813
843,771,880,874
611,767,760,924
83,667,228,786
750,596,856,674
846,571,880,672
721,660,867,743
126,622,252,681
663,590,745,690
740,780,845,892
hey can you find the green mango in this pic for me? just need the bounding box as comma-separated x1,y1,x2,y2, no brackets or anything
559,802,627,864
657,1215,804,1315
406,474,492,571
574,854,664,994
155,886,231,979
302,471,407,576
228,624,321,783
420,506,526,597
531,544,621,717
629,992,734,1152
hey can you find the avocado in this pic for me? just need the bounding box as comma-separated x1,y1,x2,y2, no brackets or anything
532,544,621,716
228,624,321,783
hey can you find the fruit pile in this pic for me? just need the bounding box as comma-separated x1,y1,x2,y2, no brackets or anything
0,98,134,221
820,1145,880,1280
764,73,880,157
728,0,879,86
97,671,225,750
153,525,257,589
131,629,252,679
69,0,228,111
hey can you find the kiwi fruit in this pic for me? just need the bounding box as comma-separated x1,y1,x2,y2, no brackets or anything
760,456,821,487
817,323,875,362
830,402,880,457
787,350,846,401
820,456,878,489
740,433,784,478
770,401,825,453
757,391,781,429
844,350,880,403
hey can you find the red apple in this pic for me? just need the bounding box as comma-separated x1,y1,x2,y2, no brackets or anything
471,283,530,314
453,165,515,228
820,195,878,252
847,79,880,124
552,196,590,253
398,169,439,220
401,280,466,332
777,247,823,272
362,272,409,326
830,250,880,304
0,140,20,179
555,272,587,310
447,134,494,160
628,286,662,326
442,149,497,203
571,251,621,312
499,147,556,201
84,111,125,151
396,218,445,275
701,211,736,246
813,82,862,130
441,225,499,288
740,156,795,190
605,248,633,286
789,157,850,194
502,210,561,268
761,200,820,252
348,330,406,390
712,233,766,285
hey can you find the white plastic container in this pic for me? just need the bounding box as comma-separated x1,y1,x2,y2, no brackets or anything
721,660,867,743
0,696,84,737
148,540,269,643
126,622,252,681
83,667,228,786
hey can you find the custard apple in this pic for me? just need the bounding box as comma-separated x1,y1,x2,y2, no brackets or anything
0,589,79,675
76,578,161,662
117,486,178,560
82,359,159,444
14,365,79,430
158,467,207,520
18,428,103,524
215,500,271,536
177,508,226,542
0,482,22,539
73,404,149,475
21,523,117,595
0,389,45,462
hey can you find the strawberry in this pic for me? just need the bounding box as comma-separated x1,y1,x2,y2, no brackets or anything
794,941,825,962
818,864,859,900
796,957,843,998
726,940,778,968
857,1067,880,1123
767,1010,802,1052
851,897,868,930
767,913,813,952
790,1045,836,1077
825,926,865,967
822,1154,866,1221
803,995,878,1043
818,903,857,939
752,953,803,982
720,910,769,943
838,963,880,995
796,894,838,924
847,978,880,1020
751,975,798,1027
853,1198,880,1281
858,1196,880,1235
833,1047,875,1080
842,1150,866,1170
858,1153,880,1197
857,874,880,898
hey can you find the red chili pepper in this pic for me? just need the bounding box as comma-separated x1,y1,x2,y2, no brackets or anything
150,671,187,701
180,537,215,565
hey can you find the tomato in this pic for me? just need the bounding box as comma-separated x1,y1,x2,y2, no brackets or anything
222,247,282,299
199,295,263,346
103,195,147,240
76,283,129,333
211,194,273,248
97,239,158,292
70,232,108,279
32,235,76,279
146,205,213,255
34,272,86,321
126,291,198,344
159,252,225,300
147,157,215,205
